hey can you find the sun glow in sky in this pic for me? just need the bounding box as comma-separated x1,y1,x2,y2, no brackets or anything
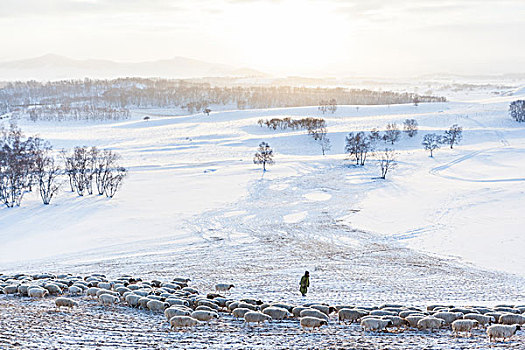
1,0,524,77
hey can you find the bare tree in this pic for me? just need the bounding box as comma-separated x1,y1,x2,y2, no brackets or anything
345,132,371,166
377,148,397,179
509,100,525,122
94,149,118,195
61,149,75,192
319,136,331,156
69,147,90,196
383,123,401,145
253,142,274,172
0,124,38,207
422,133,441,157
35,150,61,205
310,127,331,155
369,128,382,144
328,99,337,113
403,119,418,137
104,166,127,198
443,124,463,149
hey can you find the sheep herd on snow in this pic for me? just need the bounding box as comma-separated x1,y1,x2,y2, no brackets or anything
1,273,523,343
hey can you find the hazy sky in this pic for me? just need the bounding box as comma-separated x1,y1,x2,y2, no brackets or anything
1,0,524,76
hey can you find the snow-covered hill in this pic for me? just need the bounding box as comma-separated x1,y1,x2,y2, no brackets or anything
1,92,524,302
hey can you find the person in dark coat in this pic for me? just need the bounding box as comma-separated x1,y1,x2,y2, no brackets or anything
299,271,310,296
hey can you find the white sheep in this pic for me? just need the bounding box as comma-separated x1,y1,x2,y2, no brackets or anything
300,316,327,330
232,308,252,318
338,309,367,324
370,310,396,317
166,298,189,307
270,303,294,313
292,306,310,318
300,309,329,321
44,284,62,295
499,314,525,325
99,294,119,306
68,286,83,296
451,319,478,337
3,285,19,295
262,307,292,320
191,310,218,322
360,318,392,332
236,302,258,311
381,315,408,330
28,287,48,298
172,278,191,284
463,313,494,327
215,284,234,292
17,285,30,296
125,294,141,307
147,300,169,312
197,299,219,310
182,287,199,294
55,297,79,310
96,289,119,298
138,297,151,309
196,305,215,312
405,315,425,328
165,307,192,320
243,311,271,325
169,316,200,329
115,287,131,296
228,301,240,311
97,282,112,290
487,324,521,342
433,312,463,325
417,317,444,331
310,304,336,316
86,287,100,299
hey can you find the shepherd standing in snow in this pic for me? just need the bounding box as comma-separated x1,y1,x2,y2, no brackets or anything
300,271,310,296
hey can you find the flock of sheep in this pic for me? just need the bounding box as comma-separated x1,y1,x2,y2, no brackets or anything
1,273,524,344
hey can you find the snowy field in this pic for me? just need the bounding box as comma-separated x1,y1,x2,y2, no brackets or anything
1,87,525,348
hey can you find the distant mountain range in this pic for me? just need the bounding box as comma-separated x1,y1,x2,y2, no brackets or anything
0,54,266,81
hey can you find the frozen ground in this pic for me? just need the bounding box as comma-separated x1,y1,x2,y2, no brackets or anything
1,87,525,348
1,296,525,350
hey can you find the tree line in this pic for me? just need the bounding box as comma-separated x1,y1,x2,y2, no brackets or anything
0,79,447,121
0,124,126,208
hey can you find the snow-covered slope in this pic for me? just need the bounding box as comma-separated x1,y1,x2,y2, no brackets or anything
1,93,524,300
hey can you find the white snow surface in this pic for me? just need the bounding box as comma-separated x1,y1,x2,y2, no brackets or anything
1,91,525,305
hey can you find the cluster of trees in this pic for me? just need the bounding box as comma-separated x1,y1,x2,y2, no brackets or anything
257,117,326,131
257,117,330,155
343,119,420,178
0,125,48,207
509,100,525,122
0,124,126,208
422,124,463,157
62,147,127,198
26,105,130,122
318,99,337,114
344,119,418,167
0,79,447,121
